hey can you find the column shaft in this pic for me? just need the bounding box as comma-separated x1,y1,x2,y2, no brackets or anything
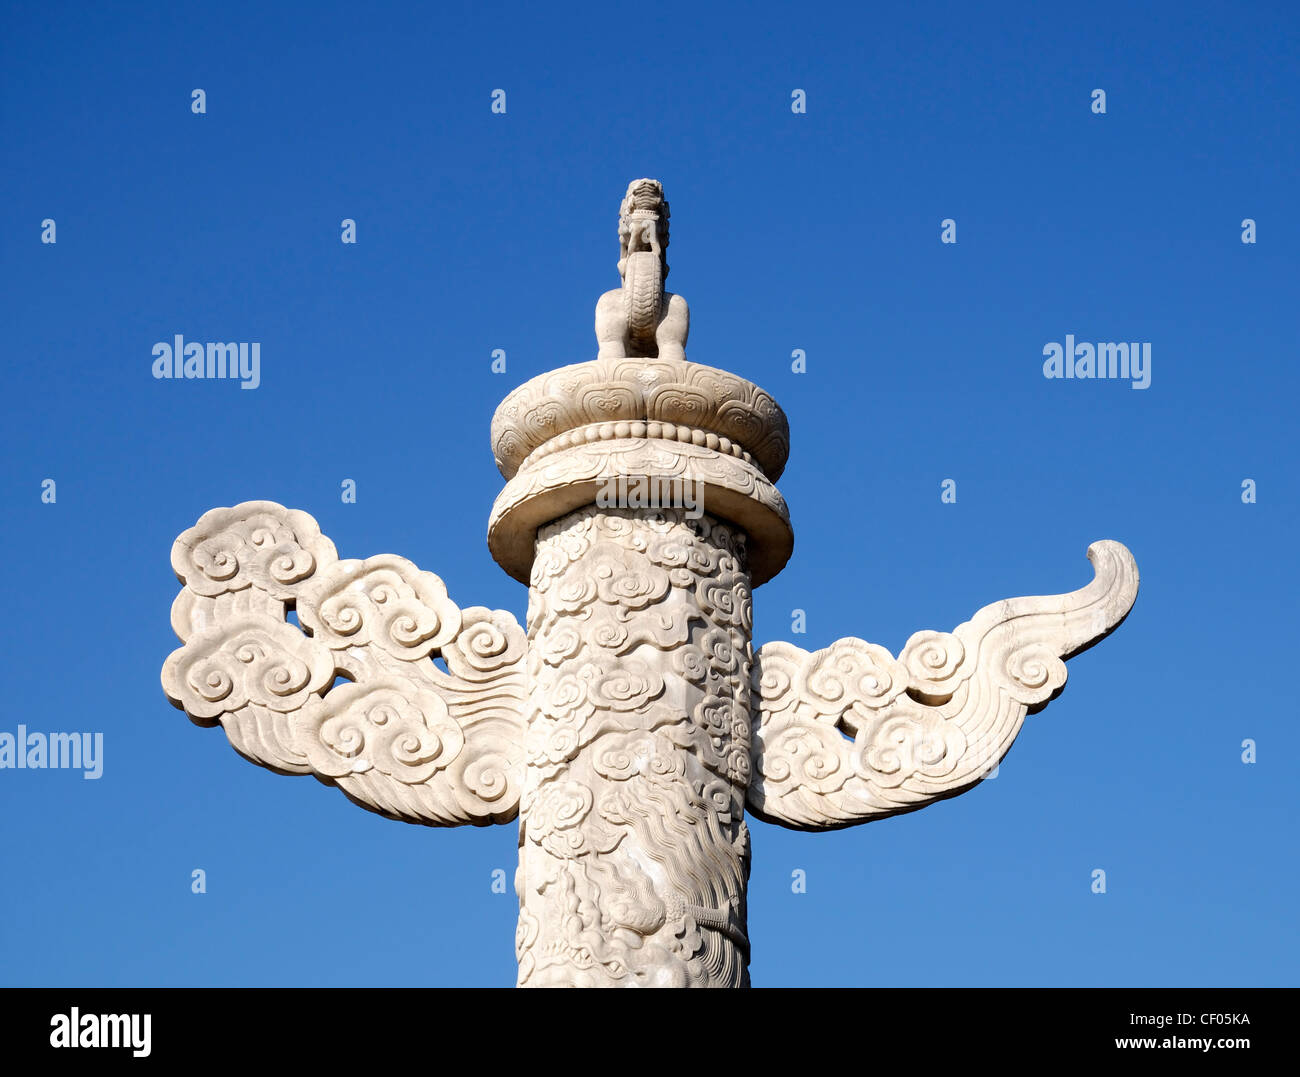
514,506,753,987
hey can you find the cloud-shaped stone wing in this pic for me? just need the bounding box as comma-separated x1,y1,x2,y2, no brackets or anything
162,501,526,826
747,541,1139,830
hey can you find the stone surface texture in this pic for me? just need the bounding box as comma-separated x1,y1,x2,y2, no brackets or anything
516,506,753,986
161,179,1140,987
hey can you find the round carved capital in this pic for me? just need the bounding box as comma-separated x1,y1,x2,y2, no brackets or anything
490,357,791,482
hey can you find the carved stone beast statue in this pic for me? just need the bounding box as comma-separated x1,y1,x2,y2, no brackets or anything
594,178,690,360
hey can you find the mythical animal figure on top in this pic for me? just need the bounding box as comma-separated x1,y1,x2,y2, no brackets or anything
595,178,690,360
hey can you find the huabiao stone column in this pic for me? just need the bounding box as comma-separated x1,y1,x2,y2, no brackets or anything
162,178,1138,989
488,359,794,987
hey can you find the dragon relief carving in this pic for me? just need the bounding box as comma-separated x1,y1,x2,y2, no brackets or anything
594,178,690,361
516,506,753,987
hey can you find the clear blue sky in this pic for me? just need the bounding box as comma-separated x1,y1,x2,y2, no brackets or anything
1,0,1295,987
